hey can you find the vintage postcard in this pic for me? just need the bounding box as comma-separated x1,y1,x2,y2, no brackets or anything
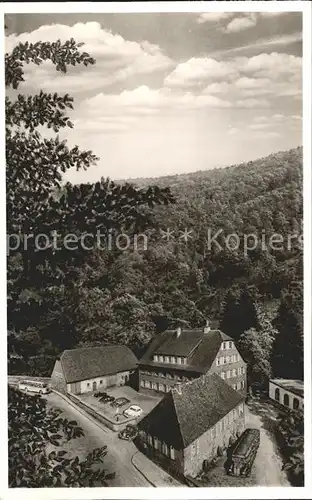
1,1,311,499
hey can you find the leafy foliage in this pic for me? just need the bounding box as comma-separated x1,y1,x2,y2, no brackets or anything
278,408,304,486
8,386,114,487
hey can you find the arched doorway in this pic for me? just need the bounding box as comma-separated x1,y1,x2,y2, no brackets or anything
293,397,300,410
275,388,280,401
93,381,97,391
283,393,290,407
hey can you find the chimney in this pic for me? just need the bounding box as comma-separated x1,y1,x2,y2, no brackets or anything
176,326,182,338
204,319,210,334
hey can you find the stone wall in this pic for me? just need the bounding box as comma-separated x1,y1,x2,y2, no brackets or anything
183,402,246,477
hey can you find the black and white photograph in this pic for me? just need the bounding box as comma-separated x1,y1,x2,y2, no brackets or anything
2,1,311,497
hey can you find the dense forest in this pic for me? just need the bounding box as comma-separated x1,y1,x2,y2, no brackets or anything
7,36,303,391
8,145,303,385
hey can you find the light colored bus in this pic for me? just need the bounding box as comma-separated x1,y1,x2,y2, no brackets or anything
18,380,51,395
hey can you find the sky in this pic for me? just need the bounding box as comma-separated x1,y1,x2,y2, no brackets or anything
5,11,302,183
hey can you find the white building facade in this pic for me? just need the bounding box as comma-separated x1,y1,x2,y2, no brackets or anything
269,378,303,410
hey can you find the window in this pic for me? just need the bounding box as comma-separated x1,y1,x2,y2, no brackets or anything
148,435,153,446
216,357,220,366
242,366,245,374
159,383,165,392
100,380,103,384
226,356,230,364
241,380,244,389
239,404,244,415
232,368,237,377
87,383,90,387
159,355,164,363
154,438,159,450
237,381,241,390
223,357,227,365
170,447,175,460
182,358,187,365
140,380,145,387
221,372,225,380
222,342,226,350
165,356,169,363
229,341,233,349
162,442,169,456
177,357,182,364
233,384,236,390
284,393,290,407
154,355,159,362
145,380,151,389
152,382,157,390
227,370,231,379
293,397,300,410
233,408,237,420
238,367,241,375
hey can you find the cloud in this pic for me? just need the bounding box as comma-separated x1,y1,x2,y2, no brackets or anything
240,52,301,76
254,131,282,139
223,14,257,33
203,82,232,94
164,57,238,88
236,98,270,108
69,85,233,136
228,127,240,135
253,115,270,123
210,32,302,58
235,76,271,89
6,22,173,92
197,12,234,24
259,12,288,18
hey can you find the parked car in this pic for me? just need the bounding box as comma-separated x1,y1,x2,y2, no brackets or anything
123,405,143,418
94,391,106,398
110,397,130,408
118,424,138,441
227,428,260,477
100,395,115,404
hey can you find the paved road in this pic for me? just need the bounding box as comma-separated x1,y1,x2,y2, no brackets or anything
246,405,290,486
46,391,152,487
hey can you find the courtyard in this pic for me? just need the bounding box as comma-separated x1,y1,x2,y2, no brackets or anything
194,399,289,487
76,385,161,425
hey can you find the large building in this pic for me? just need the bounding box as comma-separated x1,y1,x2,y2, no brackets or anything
51,345,138,394
138,322,247,396
269,378,303,410
138,373,246,478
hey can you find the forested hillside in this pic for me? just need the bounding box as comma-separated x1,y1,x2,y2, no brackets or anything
8,146,303,383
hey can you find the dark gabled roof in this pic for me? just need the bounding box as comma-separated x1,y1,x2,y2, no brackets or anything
154,329,203,356
139,328,234,374
139,373,245,450
60,345,138,383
